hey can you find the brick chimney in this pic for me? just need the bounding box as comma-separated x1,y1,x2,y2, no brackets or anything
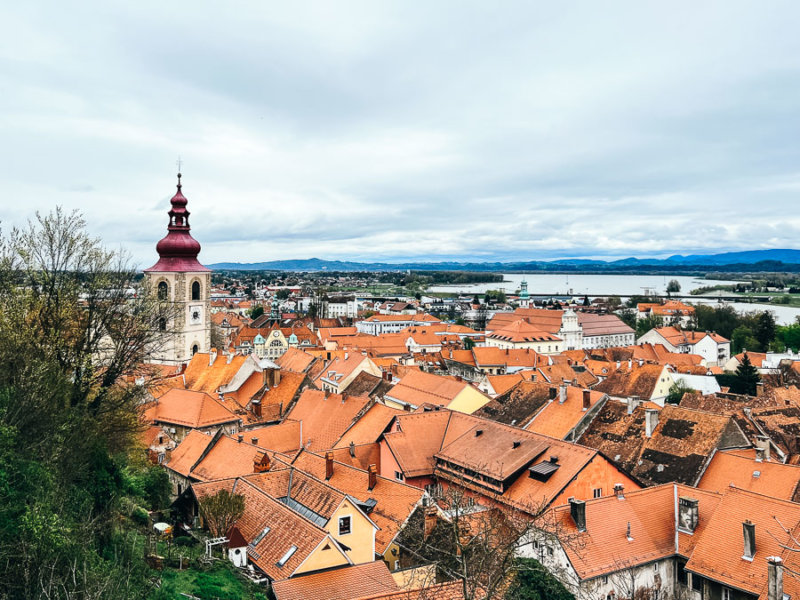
582,390,591,411
368,464,378,490
325,451,334,480
627,395,640,415
645,408,659,438
768,557,784,600
251,437,259,445
678,497,699,533
423,506,438,539
743,520,756,560
237,434,244,443
252,400,262,418
756,382,764,397
614,483,625,499
549,387,557,400
569,498,586,532
349,441,356,458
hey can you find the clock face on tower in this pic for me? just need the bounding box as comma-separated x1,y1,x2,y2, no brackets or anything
189,305,203,324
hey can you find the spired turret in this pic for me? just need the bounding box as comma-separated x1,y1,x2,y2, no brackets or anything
144,174,211,364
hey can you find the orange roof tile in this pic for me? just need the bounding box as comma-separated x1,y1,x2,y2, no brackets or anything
698,450,800,501
192,477,342,580
291,450,424,554
272,562,398,600
525,388,605,439
146,388,239,429
486,373,525,396
334,403,404,448
275,348,316,373
686,487,800,596
385,370,485,409
284,389,372,452
354,581,466,600
183,352,252,394
488,319,562,343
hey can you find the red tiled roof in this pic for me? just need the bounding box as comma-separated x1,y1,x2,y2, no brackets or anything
284,389,371,452
272,561,398,600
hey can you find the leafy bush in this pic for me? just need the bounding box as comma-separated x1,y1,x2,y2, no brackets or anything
131,507,150,526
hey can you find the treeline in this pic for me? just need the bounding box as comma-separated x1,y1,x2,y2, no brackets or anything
0,210,176,599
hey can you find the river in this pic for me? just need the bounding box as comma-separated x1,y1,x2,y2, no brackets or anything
428,273,744,296
428,273,800,325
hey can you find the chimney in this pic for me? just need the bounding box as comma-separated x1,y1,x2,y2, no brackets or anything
582,390,591,411
252,400,262,418
756,436,771,461
614,483,625,499
325,451,334,480
368,464,378,490
678,497,699,533
768,557,784,600
743,520,756,560
549,387,557,400
475,429,484,437
616,360,621,369
645,408,659,438
628,359,633,369
559,384,567,404
227,352,234,364
344,352,349,360
251,437,259,445
423,506,438,539
209,348,218,365
569,498,586,532
756,382,764,397
237,434,244,443
627,396,640,414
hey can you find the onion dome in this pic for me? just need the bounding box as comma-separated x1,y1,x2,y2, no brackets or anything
144,173,210,273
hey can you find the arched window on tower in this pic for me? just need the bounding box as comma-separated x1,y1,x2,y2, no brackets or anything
192,281,201,301
192,344,199,355
158,281,168,300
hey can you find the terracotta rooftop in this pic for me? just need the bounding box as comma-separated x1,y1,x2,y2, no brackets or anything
487,319,562,343
291,450,424,555
192,477,344,580
334,402,404,448
272,561,398,600
183,352,252,394
593,363,667,399
354,581,467,600
275,348,316,373
578,401,746,486
385,369,483,409
698,449,800,501
145,388,239,429
284,389,372,452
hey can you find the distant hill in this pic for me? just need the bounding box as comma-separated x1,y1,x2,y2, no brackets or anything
205,249,800,272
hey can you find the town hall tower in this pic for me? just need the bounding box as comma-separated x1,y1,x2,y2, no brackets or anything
144,174,211,364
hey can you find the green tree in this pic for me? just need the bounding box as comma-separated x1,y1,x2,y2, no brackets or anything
754,311,776,351
505,558,574,600
666,381,695,404
666,279,681,296
276,288,291,300
462,337,476,350
199,489,246,538
0,209,171,598
248,304,264,320
636,314,663,338
731,326,758,354
731,352,760,396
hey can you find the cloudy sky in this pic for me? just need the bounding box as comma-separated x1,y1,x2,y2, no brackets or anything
1,1,799,267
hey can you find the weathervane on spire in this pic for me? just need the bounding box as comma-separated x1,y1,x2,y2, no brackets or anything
176,156,183,188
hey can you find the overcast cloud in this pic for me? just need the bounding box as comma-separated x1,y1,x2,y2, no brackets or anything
1,1,799,267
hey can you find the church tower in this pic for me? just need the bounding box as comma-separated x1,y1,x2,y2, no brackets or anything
519,278,531,308
144,173,211,364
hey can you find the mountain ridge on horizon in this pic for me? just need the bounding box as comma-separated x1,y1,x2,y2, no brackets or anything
206,248,800,272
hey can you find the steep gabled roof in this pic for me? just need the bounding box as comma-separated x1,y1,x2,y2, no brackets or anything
291,451,424,555
698,449,800,501
284,389,372,452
